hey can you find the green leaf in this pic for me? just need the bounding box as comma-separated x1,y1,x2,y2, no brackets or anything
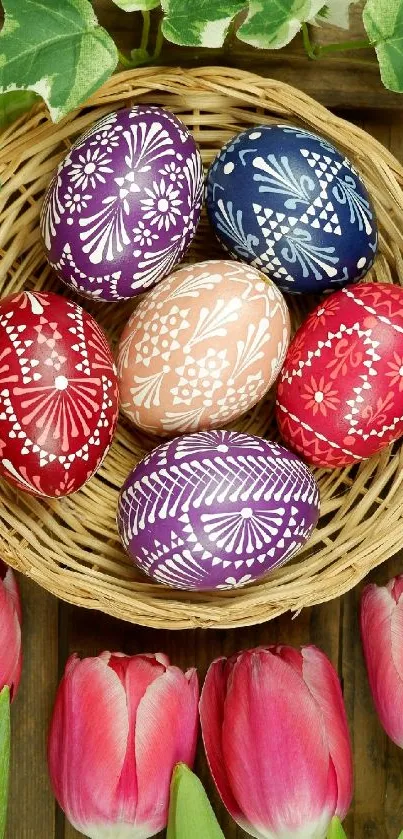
0,687,10,839
237,0,327,49
112,0,160,9
0,90,39,128
363,0,403,92
167,764,225,839
0,0,118,122
161,0,247,47
326,816,348,839
313,0,360,29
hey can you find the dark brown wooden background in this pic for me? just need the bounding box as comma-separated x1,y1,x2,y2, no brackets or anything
5,2,403,837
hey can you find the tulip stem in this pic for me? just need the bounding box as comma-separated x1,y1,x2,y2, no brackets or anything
326,816,348,838
167,764,225,839
0,687,10,839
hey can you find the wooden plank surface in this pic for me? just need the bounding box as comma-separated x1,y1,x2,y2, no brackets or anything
3,51,403,839
93,0,403,112
10,552,403,839
6,576,58,839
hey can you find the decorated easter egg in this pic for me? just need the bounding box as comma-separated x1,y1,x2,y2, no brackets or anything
117,259,290,435
117,430,320,590
0,290,119,496
206,124,378,294
40,106,204,302
276,282,403,467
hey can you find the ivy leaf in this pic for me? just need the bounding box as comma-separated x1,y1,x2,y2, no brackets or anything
161,0,247,47
167,764,225,839
313,0,360,29
0,0,118,122
0,90,39,129
237,0,327,49
112,0,160,9
363,0,403,92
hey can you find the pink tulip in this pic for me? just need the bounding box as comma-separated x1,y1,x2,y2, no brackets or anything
360,575,403,746
48,651,199,838
200,646,352,839
0,561,22,699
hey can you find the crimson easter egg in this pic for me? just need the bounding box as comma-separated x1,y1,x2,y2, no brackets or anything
0,291,119,496
276,283,403,467
40,106,204,302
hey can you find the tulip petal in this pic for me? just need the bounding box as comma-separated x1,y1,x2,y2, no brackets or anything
2,567,22,624
108,654,167,823
0,569,22,698
48,655,129,830
301,647,353,819
200,659,245,825
221,649,334,836
391,575,403,603
274,645,304,676
135,666,199,832
361,582,403,746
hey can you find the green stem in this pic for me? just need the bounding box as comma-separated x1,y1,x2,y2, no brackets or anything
118,49,133,68
118,11,164,68
326,816,348,839
301,22,317,59
0,687,10,839
319,38,372,56
140,10,151,52
153,17,164,60
301,23,371,60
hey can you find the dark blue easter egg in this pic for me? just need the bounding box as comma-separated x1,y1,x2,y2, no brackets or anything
205,124,378,294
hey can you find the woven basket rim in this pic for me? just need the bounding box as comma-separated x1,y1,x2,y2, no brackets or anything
1,66,403,629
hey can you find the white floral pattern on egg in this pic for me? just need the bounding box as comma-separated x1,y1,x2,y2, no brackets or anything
40,107,204,302
117,259,290,435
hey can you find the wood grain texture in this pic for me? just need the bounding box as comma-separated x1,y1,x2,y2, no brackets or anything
4,101,403,839
8,558,403,837
93,0,403,111
6,575,58,839
341,112,403,839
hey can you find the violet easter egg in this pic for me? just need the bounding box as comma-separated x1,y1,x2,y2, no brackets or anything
117,430,320,590
276,283,403,468
205,124,378,294
117,259,290,436
0,290,119,497
40,106,204,302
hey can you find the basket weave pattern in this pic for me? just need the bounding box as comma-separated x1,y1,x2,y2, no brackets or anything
0,67,402,629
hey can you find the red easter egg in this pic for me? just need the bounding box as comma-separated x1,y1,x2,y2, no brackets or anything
276,283,403,467
0,290,119,496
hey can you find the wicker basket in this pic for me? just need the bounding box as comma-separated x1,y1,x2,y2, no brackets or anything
0,66,402,629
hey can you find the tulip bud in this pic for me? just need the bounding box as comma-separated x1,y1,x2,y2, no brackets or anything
0,562,22,700
48,652,199,838
200,646,352,839
360,575,403,746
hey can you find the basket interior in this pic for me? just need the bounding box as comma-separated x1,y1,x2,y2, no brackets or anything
0,68,403,629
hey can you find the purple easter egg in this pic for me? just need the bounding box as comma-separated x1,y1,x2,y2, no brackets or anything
40,106,204,302
117,430,320,591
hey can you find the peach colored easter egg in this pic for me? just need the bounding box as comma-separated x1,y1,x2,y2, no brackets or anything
117,259,290,435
